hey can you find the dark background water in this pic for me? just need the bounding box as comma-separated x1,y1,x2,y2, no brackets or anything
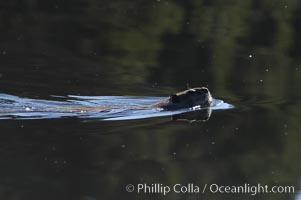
0,0,301,199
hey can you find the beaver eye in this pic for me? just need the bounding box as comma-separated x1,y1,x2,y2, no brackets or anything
201,89,208,93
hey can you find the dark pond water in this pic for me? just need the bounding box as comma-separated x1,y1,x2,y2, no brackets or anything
0,0,301,200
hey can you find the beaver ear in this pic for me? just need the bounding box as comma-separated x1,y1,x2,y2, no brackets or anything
170,94,180,103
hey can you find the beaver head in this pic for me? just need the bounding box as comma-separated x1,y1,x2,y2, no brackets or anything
160,87,213,110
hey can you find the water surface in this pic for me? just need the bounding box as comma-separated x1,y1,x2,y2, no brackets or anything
0,93,232,120
0,0,301,200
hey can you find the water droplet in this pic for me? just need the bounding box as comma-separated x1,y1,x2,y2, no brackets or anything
211,141,215,145
173,152,177,155
2,51,6,55
265,68,269,72
235,127,239,130
259,79,263,82
121,144,126,148
248,54,253,58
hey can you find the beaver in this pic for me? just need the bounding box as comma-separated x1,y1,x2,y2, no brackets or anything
47,87,213,112
153,87,212,110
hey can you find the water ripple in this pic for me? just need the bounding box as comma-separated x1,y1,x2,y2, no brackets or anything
0,94,233,121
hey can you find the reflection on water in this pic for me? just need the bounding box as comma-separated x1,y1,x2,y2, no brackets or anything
0,94,232,120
